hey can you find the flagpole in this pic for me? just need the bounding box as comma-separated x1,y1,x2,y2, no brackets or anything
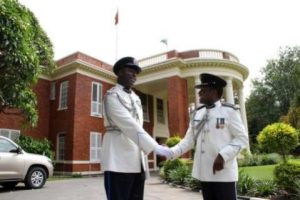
115,23,118,61
115,9,119,61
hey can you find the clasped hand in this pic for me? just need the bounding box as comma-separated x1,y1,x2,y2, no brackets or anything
155,145,173,159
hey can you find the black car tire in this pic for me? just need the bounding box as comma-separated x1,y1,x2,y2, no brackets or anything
25,167,47,189
0,181,18,189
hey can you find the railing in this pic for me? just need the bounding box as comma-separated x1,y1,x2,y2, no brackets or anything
139,53,168,67
138,49,239,67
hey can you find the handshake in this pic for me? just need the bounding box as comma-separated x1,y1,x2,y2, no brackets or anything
154,145,174,159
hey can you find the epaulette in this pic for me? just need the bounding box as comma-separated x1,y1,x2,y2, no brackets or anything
196,105,206,110
221,102,239,110
189,105,205,118
106,86,118,95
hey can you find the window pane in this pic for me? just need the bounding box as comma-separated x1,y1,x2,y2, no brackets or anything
157,98,165,123
92,102,98,113
140,93,149,121
0,130,9,138
92,84,98,101
59,81,68,109
58,134,65,160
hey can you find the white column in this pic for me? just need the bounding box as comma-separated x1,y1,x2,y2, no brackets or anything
238,86,248,133
194,76,200,107
238,86,250,152
225,77,234,104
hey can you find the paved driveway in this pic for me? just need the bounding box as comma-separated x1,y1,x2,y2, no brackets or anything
0,174,203,200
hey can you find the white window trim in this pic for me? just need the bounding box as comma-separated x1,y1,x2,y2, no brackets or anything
90,132,102,163
58,81,68,110
0,128,20,141
57,132,66,161
50,82,56,100
90,82,103,117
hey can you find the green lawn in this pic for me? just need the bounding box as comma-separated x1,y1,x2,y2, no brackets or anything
240,165,275,180
239,158,300,181
288,158,300,165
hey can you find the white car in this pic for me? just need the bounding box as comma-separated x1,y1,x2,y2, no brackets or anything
0,136,54,189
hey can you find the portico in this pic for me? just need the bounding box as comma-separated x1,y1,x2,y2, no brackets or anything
136,49,249,141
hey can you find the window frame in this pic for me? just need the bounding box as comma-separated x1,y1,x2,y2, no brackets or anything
140,93,150,122
0,129,20,141
58,81,69,110
57,133,66,161
91,82,103,117
90,132,102,163
156,98,165,124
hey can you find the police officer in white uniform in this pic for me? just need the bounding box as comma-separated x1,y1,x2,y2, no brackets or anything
102,57,173,200
171,73,249,200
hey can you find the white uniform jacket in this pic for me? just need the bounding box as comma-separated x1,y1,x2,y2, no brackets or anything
101,84,158,174
171,100,248,182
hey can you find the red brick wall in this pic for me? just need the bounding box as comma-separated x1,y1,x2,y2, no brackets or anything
49,74,77,161
0,79,51,139
167,76,189,138
0,109,25,130
72,74,113,161
49,73,114,163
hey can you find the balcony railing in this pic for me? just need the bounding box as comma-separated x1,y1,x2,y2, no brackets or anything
138,49,239,67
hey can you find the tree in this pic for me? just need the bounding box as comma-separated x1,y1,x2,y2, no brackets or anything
246,80,281,144
262,46,300,115
246,46,300,141
0,0,55,126
257,122,298,163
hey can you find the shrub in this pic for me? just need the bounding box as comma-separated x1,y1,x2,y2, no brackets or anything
17,135,54,159
168,165,190,185
162,159,185,182
238,153,281,167
248,180,278,197
260,153,281,165
166,135,181,147
274,163,300,194
237,170,255,195
257,123,299,162
238,153,261,167
184,174,201,191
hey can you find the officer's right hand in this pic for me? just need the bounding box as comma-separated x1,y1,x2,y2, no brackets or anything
154,145,173,159
213,154,225,174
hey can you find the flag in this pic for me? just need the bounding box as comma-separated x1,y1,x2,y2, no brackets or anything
160,39,168,46
114,10,119,25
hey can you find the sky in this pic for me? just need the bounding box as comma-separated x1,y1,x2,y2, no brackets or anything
18,0,300,97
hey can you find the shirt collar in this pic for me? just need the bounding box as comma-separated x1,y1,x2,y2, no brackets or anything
116,84,132,94
206,100,221,109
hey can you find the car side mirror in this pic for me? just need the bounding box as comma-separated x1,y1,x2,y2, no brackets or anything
9,147,22,154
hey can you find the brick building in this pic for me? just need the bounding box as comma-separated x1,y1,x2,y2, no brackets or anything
0,49,249,175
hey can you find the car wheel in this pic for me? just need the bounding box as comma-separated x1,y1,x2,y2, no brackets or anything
1,181,18,189
25,167,47,189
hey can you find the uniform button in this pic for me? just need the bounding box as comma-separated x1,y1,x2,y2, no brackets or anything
201,150,205,154
202,139,205,143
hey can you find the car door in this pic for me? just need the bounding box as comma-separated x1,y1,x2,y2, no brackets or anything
0,138,25,180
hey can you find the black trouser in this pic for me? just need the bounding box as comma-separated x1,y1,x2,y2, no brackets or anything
201,181,237,200
104,171,146,200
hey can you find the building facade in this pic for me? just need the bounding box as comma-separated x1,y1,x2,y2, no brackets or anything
0,49,249,174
